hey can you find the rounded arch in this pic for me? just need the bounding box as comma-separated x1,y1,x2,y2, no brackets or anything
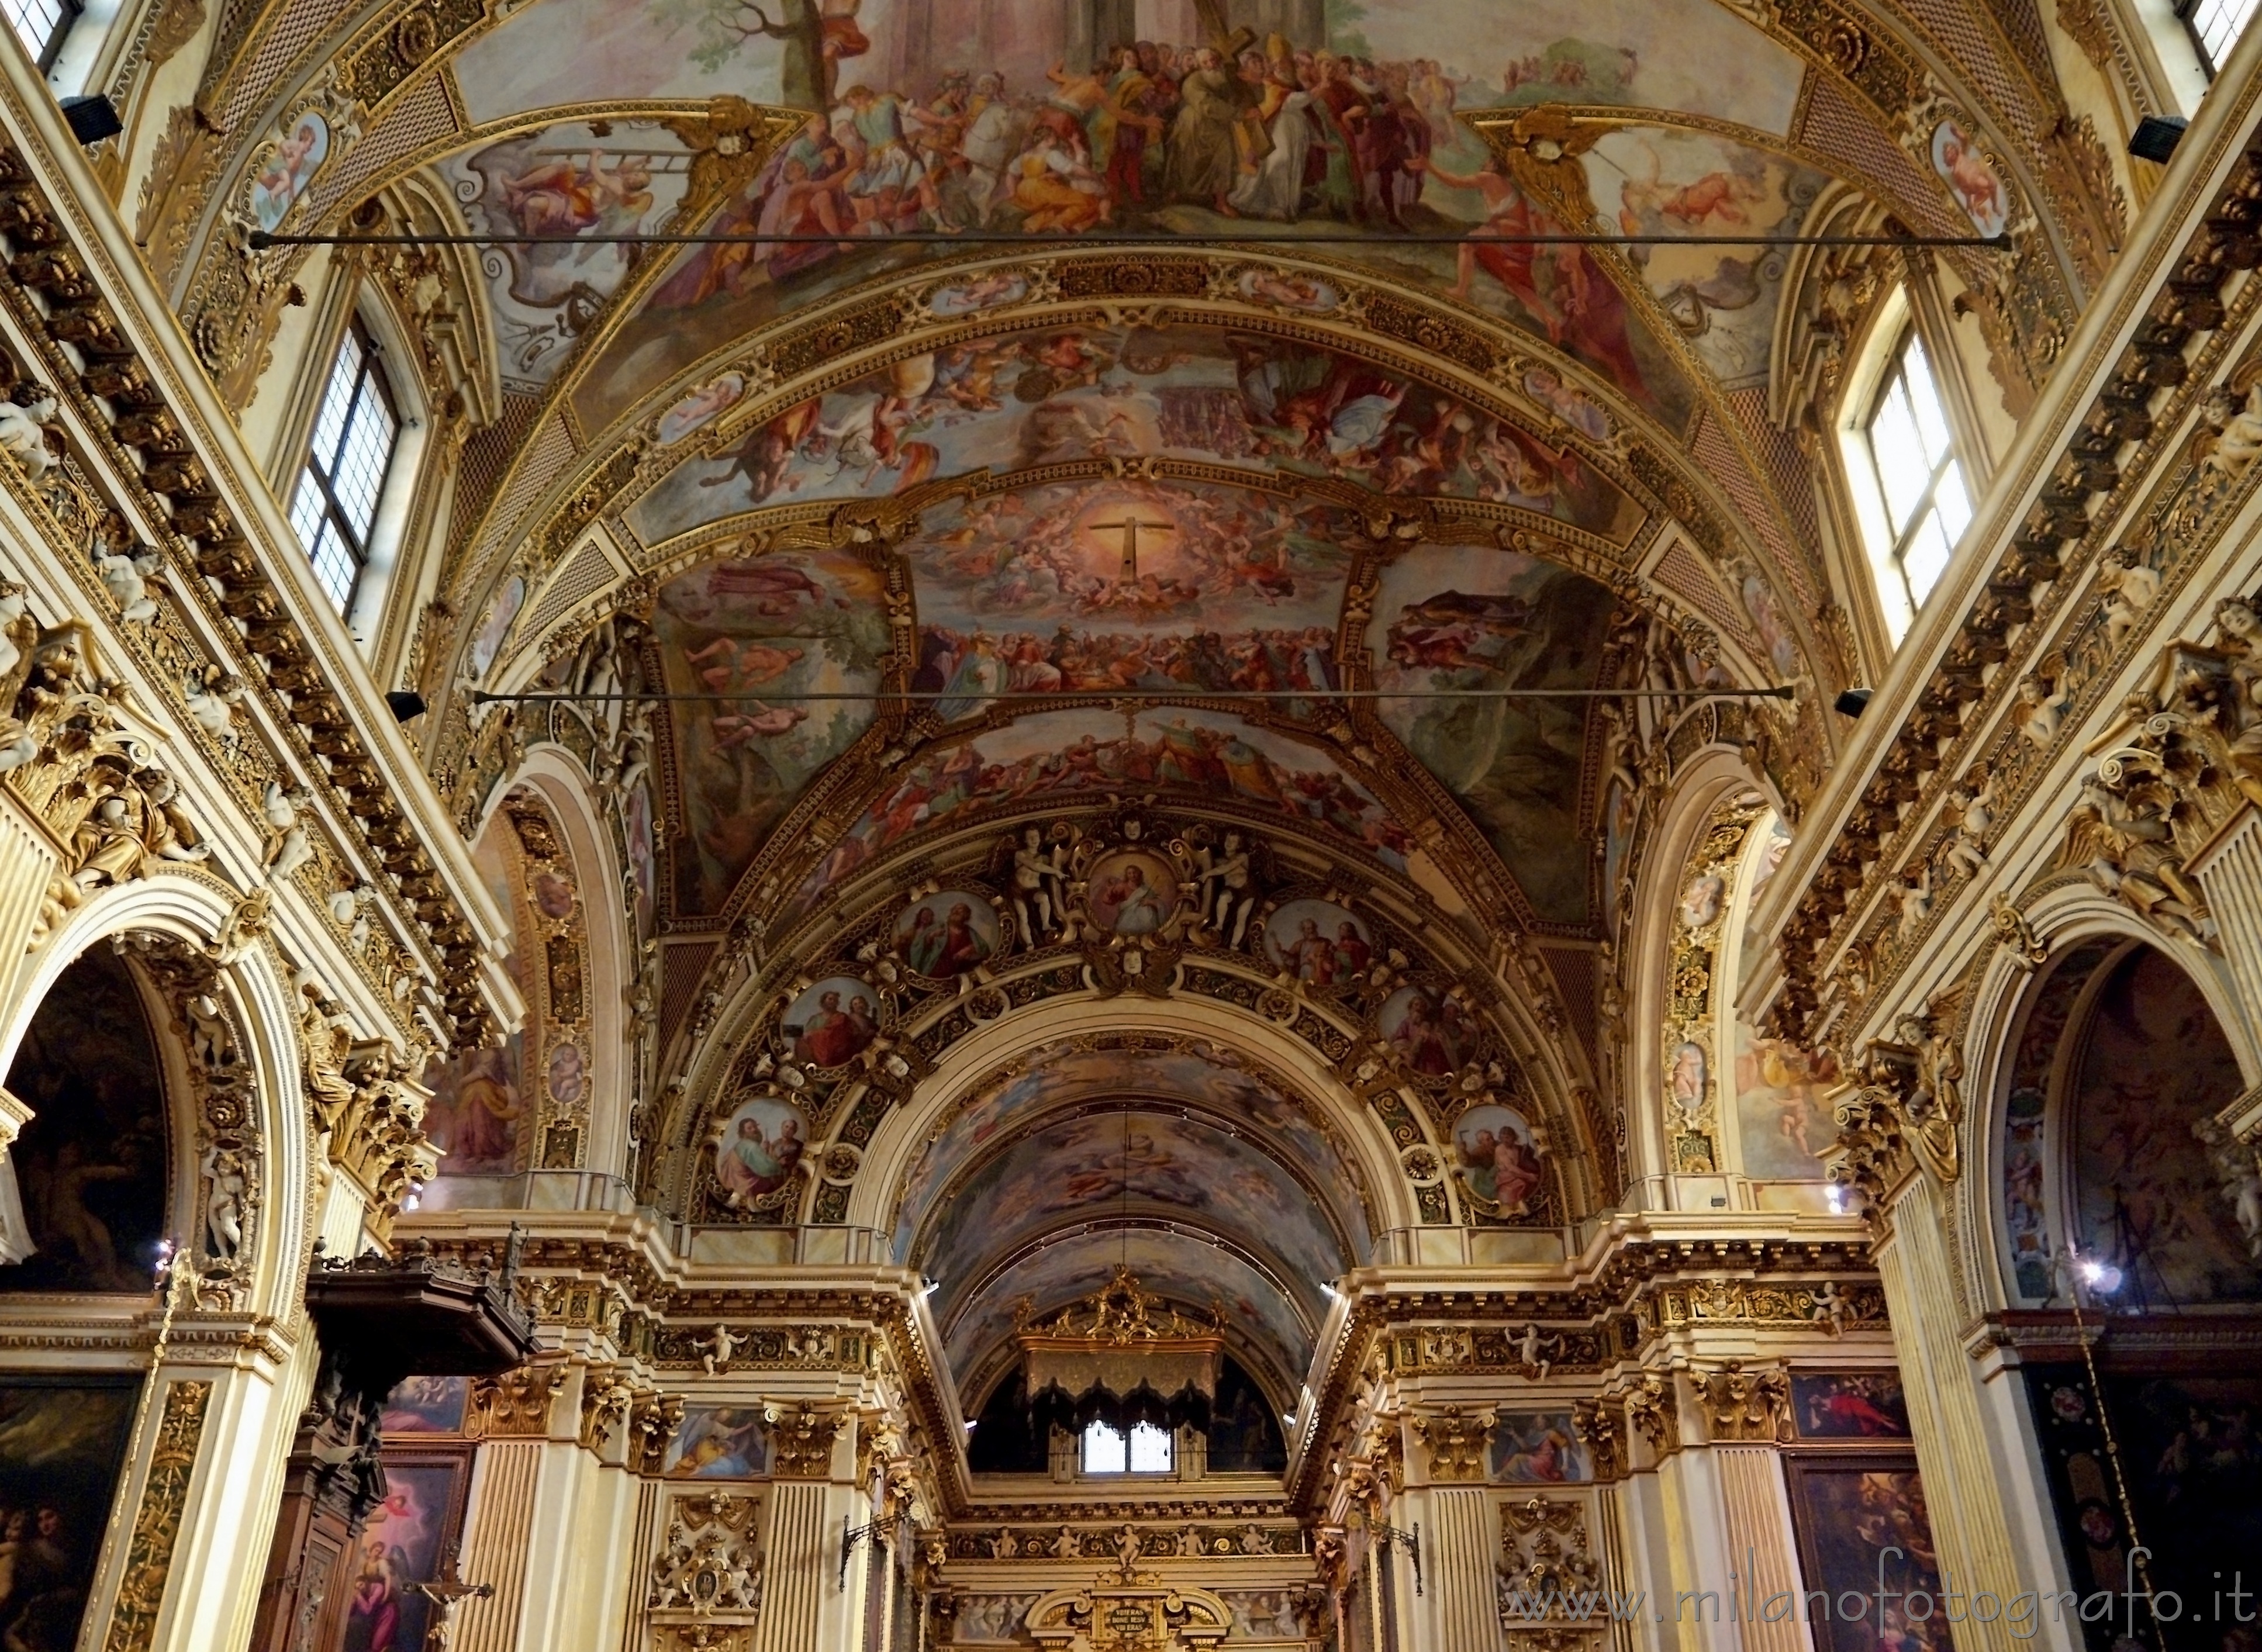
498,746,638,1183
1626,745,1773,1198
1969,893,2260,1311
0,876,320,1326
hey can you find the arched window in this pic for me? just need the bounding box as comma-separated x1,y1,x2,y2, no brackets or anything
1844,322,1972,643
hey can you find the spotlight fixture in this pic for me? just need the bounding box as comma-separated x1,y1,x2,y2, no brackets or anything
59,95,123,147
385,690,427,721
2076,1256,2124,1294
1833,687,1874,717
2128,115,2188,164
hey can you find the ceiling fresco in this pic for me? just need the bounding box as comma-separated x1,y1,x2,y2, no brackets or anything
943,1224,1316,1406
438,0,1816,434
621,322,1645,542
1370,542,1618,922
909,1106,1355,1314
893,1039,1373,1263
635,458,1634,923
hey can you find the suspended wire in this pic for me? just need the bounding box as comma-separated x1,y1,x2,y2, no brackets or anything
251,228,2010,250
475,686,1795,704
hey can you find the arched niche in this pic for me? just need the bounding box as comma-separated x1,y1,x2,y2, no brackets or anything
0,946,172,1292
1994,936,2259,1308
0,877,313,1323
1714,804,1840,1204
420,772,624,1205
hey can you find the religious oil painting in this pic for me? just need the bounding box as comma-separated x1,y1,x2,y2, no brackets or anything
1369,544,1618,924
1786,1461,1946,1652
1489,1410,1591,1483
322,1451,471,1652
655,548,892,913
421,1037,526,1177
893,891,1000,979
1085,849,1180,938
781,976,880,1069
663,1405,772,1478
1451,1104,1543,1215
1379,986,1477,1076
0,1379,139,1651
381,1376,471,1436
714,1095,810,1207
1790,1374,1911,1440
1262,900,1372,987
1,949,170,1292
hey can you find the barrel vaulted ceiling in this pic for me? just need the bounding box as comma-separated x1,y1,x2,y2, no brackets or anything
139,0,2134,1400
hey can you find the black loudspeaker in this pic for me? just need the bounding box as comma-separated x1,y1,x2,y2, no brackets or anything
1833,687,1874,718
2129,115,2189,164
58,95,123,147
384,691,428,722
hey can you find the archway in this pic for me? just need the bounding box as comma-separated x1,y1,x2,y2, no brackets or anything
1995,939,2260,1652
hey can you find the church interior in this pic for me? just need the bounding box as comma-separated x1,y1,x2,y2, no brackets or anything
0,0,2257,1648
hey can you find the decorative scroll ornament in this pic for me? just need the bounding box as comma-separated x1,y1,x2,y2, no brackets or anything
465,1364,565,1439
1015,1267,1225,1405
1497,1497,1603,1626
1023,1576,1234,1651
1618,1374,1679,1459
1570,1399,1625,1482
1827,1006,1964,1212
648,1491,764,1618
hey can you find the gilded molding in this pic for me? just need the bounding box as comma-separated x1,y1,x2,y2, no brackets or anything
100,1378,212,1652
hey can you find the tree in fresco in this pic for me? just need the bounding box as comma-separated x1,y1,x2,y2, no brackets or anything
649,0,865,109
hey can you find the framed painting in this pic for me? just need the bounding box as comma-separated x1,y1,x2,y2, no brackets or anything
0,1377,141,1651
313,1444,475,1652
1789,1373,1911,1441
1784,1456,1945,1652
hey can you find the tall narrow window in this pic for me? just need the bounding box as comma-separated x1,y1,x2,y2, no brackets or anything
289,322,399,614
2182,0,2261,74
1855,327,1970,640
3,0,80,68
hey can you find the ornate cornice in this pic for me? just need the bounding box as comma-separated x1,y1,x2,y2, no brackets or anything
1768,59,2262,1044
0,99,502,1045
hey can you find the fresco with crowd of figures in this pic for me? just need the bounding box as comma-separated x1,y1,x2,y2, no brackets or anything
447,0,1816,433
